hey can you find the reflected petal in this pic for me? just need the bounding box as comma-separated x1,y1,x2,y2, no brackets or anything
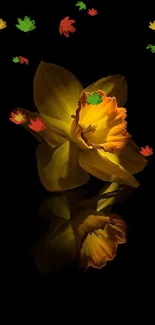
79,213,126,269
39,195,71,220
34,220,77,274
80,232,117,269
97,182,133,212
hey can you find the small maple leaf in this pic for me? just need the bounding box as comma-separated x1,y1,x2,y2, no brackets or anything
59,16,76,37
86,92,103,105
146,44,155,53
16,16,36,32
18,56,29,65
28,117,47,132
12,56,20,63
9,109,27,125
0,18,7,29
148,20,155,31
75,1,86,10
140,145,153,157
88,8,98,16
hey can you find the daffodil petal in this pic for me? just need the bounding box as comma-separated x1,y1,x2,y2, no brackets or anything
79,149,139,188
116,140,148,174
33,219,77,274
78,183,121,212
84,75,128,107
98,182,120,196
17,108,70,148
80,232,116,269
39,196,71,220
105,222,126,244
100,139,147,174
40,113,70,148
78,182,133,214
80,233,107,269
36,141,90,192
97,182,122,212
97,182,133,212
33,61,83,123
74,213,110,240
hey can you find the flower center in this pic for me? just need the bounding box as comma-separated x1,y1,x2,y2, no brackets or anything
70,90,130,152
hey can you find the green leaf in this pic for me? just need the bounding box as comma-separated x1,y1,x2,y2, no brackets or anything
16,16,36,32
86,92,103,105
75,1,86,10
12,56,20,63
146,44,155,53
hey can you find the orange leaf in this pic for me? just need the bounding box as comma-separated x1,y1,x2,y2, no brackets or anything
9,109,27,125
18,56,29,65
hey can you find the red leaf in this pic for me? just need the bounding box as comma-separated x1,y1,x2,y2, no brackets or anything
140,145,153,157
59,16,76,37
88,8,98,16
28,117,47,132
18,56,29,65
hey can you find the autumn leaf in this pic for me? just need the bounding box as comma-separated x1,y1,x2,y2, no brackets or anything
0,18,7,29
146,44,155,53
18,56,29,65
140,145,153,157
88,8,98,16
148,20,155,31
75,1,86,10
9,109,27,125
12,56,20,63
28,117,47,132
16,16,36,32
86,92,103,105
59,16,76,37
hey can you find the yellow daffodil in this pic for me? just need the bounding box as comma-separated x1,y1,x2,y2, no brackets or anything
31,183,128,273
18,61,147,191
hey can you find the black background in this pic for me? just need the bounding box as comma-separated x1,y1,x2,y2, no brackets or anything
1,1,155,277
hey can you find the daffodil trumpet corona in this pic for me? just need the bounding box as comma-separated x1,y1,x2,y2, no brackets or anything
14,61,147,192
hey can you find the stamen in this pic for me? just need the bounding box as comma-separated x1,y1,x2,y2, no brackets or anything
83,125,97,134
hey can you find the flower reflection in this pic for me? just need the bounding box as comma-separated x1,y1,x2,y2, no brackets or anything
30,183,130,273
